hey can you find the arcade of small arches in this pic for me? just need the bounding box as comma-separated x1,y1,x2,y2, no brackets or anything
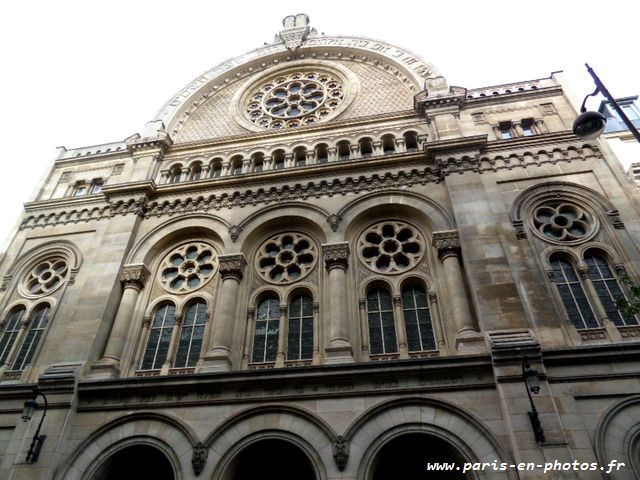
159,130,423,184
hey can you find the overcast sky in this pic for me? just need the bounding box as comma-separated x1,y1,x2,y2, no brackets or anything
0,1,638,251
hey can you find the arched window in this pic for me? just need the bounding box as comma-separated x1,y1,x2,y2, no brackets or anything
316,144,329,163
337,141,350,160
404,131,419,152
231,157,243,176
174,301,207,368
0,307,25,365
211,159,223,178
294,147,307,167
359,138,373,158
252,296,280,363
190,163,202,181
168,166,182,183
585,252,638,326
549,255,598,329
401,285,435,351
273,150,285,170
287,294,313,361
141,303,176,370
382,135,396,155
367,287,397,355
252,153,264,173
12,304,49,371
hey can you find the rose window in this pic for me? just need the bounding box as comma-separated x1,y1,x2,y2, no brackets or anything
245,71,344,129
358,221,424,274
533,203,592,241
23,257,68,296
159,243,217,293
256,233,317,284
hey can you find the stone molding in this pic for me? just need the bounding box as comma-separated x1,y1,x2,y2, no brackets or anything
120,264,150,290
432,230,460,261
323,243,350,271
218,254,247,281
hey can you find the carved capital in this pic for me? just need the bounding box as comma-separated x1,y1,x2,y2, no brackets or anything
359,299,366,310
392,295,402,307
333,435,350,471
280,305,288,316
546,270,555,282
191,442,208,476
143,315,152,327
313,302,320,314
577,266,589,280
322,242,350,271
428,293,438,304
432,230,460,261
247,308,255,320
120,264,150,290
218,254,247,281
614,264,628,277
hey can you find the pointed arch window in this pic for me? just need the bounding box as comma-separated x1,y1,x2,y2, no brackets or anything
0,307,25,365
252,296,280,363
12,304,49,371
550,255,598,329
585,253,638,326
367,287,397,355
287,294,313,361
174,301,207,368
401,285,435,352
141,303,176,370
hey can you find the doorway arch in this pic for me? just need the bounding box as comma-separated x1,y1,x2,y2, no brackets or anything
91,443,176,480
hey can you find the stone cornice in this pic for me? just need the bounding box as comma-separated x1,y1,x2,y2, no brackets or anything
463,85,563,107
24,195,107,212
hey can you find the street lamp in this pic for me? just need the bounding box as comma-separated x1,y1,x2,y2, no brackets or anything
21,387,48,463
573,63,640,143
522,357,545,444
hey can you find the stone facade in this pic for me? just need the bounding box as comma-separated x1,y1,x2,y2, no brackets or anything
0,14,639,480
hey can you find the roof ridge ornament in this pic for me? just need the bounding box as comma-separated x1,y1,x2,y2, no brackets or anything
276,13,317,51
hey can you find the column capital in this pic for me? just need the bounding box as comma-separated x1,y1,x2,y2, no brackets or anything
120,264,150,290
322,242,350,271
432,230,460,261
218,254,247,281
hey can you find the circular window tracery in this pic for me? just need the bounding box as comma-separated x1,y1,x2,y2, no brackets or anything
245,71,344,129
358,221,425,274
22,257,68,296
532,202,593,242
256,233,318,284
159,243,218,293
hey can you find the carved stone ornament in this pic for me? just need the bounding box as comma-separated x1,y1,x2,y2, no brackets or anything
191,442,208,476
120,264,150,290
21,257,70,297
327,214,342,232
256,233,318,284
322,243,350,271
158,243,217,293
358,221,424,274
218,254,247,281
276,13,315,50
432,230,460,261
229,225,242,242
333,435,349,471
532,202,593,243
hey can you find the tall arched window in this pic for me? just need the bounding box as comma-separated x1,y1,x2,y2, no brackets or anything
168,166,182,183
585,252,638,326
0,307,25,365
367,287,397,355
190,163,202,181
252,296,280,363
401,285,435,352
12,304,49,371
141,303,176,370
287,294,313,361
211,160,223,178
174,301,207,368
550,255,598,329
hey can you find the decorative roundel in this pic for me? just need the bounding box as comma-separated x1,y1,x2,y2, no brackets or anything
532,202,594,243
159,243,218,293
22,257,68,296
256,233,318,284
358,221,425,274
245,71,345,129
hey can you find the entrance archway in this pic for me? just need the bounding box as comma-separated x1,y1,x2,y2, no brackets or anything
91,444,175,480
372,432,469,480
225,438,316,480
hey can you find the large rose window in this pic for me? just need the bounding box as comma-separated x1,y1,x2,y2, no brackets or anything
159,243,218,293
245,71,344,129
358,221,424,274
22,257,68,296
533,202,593,242
256,233,318,284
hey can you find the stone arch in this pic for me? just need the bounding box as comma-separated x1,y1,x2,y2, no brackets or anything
203,404,336,480
342,397,515,479
3,239,82,285
595,395,640,480
55,411,198,480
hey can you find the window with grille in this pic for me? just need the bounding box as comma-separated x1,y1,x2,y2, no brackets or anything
550,256,598,329
287,294,313,360
252,296,280,363
401,285,435,352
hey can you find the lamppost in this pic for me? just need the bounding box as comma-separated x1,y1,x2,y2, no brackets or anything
21,387,48,463
522,357,545,444
573,63,640,143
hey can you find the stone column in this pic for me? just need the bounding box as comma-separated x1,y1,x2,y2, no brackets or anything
322,243,354,363
358,298,369,361
93,264,149,377
202,254,246,371
328,147,338,162
432,231,477,346
393,295,409,358
275,304,288,367
512,121,524,137
428,293,447,351
349,144,360,159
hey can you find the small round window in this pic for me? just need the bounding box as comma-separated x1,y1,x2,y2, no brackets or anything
158,243,218,293
532,201,595,243
22,257,68,296
256,233,318,284
357,221,425,274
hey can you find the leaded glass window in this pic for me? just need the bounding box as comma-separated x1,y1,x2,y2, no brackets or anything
174,301,207,368
252,296,280,363
367,287,397,355
0,307,25,365
12,304,48,371
550,256,598,329
287,294,313,360
141,304,176,370
401,285,435,352
585,253,638,326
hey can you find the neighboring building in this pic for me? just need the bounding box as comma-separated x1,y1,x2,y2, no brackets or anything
597,96,640,183
1,14,640,480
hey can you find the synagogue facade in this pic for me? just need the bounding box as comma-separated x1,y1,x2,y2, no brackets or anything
0,14,639,480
